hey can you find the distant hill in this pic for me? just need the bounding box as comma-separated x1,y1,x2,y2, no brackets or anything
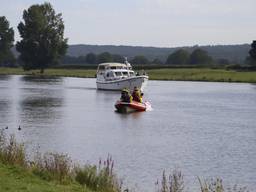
12,44,250,64
67,44,250,63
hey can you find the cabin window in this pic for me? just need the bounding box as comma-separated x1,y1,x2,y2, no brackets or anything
122,72,128,76
115,72,122,76
129,72,134,76
106,72,114,78
110,67,117,69
109,72,114,77
99,65,105,70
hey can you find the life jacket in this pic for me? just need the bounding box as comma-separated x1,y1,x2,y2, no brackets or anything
132,90,142,103
121,89,133,103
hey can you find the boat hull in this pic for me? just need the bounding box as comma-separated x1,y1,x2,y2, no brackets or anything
115,100,149,113
96,76,148,91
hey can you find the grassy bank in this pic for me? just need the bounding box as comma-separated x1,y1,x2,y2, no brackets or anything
0,163,87,192
0,130,121,192
0,67,96,78
1,67,256,83
147,68,256,83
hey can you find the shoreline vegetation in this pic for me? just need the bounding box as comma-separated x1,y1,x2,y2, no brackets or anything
0,129,249,192
0,67,256,83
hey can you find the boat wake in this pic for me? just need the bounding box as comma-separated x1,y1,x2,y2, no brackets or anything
145,101,153,111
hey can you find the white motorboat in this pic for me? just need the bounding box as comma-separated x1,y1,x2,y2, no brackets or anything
96,59,148,91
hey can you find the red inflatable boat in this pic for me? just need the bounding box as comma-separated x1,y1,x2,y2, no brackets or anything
115,100,151,113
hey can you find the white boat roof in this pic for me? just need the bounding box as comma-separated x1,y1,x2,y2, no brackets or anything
98,62,127,67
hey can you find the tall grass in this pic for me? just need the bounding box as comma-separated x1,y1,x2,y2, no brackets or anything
198,178,248,192
156,169,249,192
156,170,184,192
32,151,72,183
75,156,122,192
0,129,27,167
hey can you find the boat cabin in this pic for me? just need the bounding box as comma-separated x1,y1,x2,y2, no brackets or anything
97,63,135,81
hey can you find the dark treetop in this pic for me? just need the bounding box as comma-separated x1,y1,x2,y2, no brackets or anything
249,40,256,65
0,16,15,66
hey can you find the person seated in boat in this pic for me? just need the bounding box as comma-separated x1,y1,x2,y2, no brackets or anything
120,89,133,103
132,87,143,103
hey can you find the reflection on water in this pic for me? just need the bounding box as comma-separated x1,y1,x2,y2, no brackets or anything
20,97,63,122
0,100,10,123
19,76,64,126
0,75,256,192
0,75,11,80
21,75,62,83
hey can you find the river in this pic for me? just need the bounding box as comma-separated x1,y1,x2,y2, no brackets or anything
0,75,255,191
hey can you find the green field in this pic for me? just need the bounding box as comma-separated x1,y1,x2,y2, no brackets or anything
0,68,96,78
0,67,256,83
147,68,256,83
0,163,89,192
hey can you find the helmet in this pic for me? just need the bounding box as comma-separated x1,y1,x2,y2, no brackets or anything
133,86,139,91
122,88,129,93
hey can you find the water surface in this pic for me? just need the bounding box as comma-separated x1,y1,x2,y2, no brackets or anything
0,75,255,191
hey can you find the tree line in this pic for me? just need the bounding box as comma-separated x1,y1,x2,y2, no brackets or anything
0,2,256,73
61,49,228,66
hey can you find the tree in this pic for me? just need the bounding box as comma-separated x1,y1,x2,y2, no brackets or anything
97,52,113,63
166,49,189,65
85,53,97,64
0,16,15,66
249,40,256,66
16,2,68,73
189,48,212,65
131,55,149,65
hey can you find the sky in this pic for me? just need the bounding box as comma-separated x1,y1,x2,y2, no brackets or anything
0,0,255,47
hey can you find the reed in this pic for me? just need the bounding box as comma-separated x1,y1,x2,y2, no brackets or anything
75,156,122,192
156,170,184,192
0,129,27,167
198,178,248,192
32,151,72,183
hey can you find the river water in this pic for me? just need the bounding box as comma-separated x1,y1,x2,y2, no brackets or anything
0,75,256,191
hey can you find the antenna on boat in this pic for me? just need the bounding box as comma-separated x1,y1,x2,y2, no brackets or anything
124,57,131,69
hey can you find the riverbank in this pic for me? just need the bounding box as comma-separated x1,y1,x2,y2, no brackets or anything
147,68,256,83
0,130,120,192
0,67,256,83
0,163,87,192
0,133,250,192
